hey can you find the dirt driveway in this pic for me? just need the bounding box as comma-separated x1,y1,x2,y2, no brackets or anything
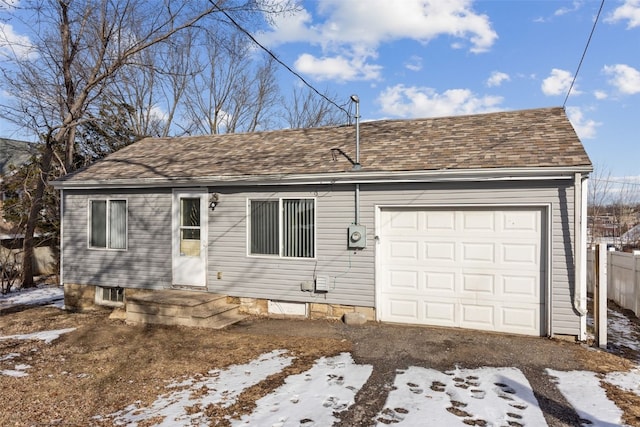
1,305,638,426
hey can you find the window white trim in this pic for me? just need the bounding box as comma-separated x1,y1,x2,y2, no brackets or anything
247,197,316,259
94,286,124,307
87,198,128,250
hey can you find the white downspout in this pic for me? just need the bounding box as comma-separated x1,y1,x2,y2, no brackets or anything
574,173,588,336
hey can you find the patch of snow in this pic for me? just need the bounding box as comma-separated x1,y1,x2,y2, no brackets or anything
547,369,624,426
107,349,294,427
1,368,29,377
0,352,20,361
376,366,546,426
231,352,372,427
604,368,640,397
0,285,64,309
1,363,31,377
0,327,76,344
607,309,640,355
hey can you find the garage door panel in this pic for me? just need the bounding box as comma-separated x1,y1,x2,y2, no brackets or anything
424,272,456,291
389,240,419,260
424,301,456,325
501,243,539,265
388,298,419,320
502,275,540,299
424,211,456,230
462,243,495,262
503,210,540,232
388,269,419,291
388,211,419,230
460,302,495,327
462,211,496,231
500,305,540,333
462,274,495,294
424,242,455,261
379,207,545,336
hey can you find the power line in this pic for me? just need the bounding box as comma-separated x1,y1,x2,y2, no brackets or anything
591,178,640,187
563,0,605,107
208,2,352,120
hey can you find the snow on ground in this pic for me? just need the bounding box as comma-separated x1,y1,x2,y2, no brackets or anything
607,309,640,357
376,366,547,426
0,284,63,310
0,327,76,345
232,352,372,427
102,350,294,427
547,369,625,427
3,286,640,425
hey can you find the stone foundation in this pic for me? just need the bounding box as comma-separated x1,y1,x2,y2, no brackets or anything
237,297,375,321
63,283,97,311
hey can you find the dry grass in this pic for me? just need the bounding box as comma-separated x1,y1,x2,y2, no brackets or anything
0,306,350,426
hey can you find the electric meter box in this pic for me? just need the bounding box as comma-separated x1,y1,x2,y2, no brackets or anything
348,224,367,249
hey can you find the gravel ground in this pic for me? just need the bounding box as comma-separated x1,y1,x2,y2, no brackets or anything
1,303,639,426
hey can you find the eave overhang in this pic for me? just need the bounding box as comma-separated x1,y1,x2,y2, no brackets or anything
51,165,593,190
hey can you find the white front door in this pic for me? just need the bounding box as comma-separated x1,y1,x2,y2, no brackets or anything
172,190,207,286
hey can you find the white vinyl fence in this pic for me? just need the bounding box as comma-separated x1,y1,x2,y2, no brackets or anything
588,248,640,317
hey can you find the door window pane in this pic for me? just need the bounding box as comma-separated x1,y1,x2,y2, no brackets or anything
180,197,201,257
181,198,200,227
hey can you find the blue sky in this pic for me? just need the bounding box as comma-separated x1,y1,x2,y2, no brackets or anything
0,0,638,183
257,0,639,181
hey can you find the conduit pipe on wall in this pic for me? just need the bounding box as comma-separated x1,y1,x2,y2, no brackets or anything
351,95,361,225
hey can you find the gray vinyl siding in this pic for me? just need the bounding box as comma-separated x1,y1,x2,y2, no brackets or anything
206,180,579,335
62,178,580,335
62,189,172,289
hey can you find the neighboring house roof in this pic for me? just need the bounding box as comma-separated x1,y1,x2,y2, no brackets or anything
53,107,592,189
0,138,37,175
622,224,640,244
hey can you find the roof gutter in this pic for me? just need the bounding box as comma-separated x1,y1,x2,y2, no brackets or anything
51,165,593,190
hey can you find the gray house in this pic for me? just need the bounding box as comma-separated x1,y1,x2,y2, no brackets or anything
53,107,592,339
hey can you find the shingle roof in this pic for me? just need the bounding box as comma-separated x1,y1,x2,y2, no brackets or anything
57,107,591,185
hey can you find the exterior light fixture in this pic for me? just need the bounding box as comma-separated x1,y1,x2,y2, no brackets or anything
209,193,219,211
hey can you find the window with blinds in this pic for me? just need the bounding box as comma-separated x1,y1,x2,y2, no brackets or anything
249,198,315,258
89,199,127,250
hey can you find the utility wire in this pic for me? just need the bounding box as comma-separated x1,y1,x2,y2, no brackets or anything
209,1,352,119
564,0,605,107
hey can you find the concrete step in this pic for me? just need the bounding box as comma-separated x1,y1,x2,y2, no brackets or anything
125,290,246,329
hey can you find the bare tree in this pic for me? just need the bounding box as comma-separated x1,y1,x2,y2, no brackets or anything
283,86,345,129
0,0,294,286
181,30,279,135
587,165,613,245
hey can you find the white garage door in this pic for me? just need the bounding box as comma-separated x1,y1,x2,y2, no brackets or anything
378,207,545,336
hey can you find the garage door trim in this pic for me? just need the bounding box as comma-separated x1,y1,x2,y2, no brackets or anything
374,203,552,336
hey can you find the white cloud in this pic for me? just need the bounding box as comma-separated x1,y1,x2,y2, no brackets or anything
541,68,578,96
377,84,503,118
594,90,608,100
261,0,497,81
554,1,583,16
486,71,510,87
606,0,640,28
404,55,422,72
566,106,600,139
294,53,382,82
0,22,36,60
603,64,640,95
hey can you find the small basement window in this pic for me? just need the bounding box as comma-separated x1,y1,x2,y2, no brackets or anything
95,286,124,307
